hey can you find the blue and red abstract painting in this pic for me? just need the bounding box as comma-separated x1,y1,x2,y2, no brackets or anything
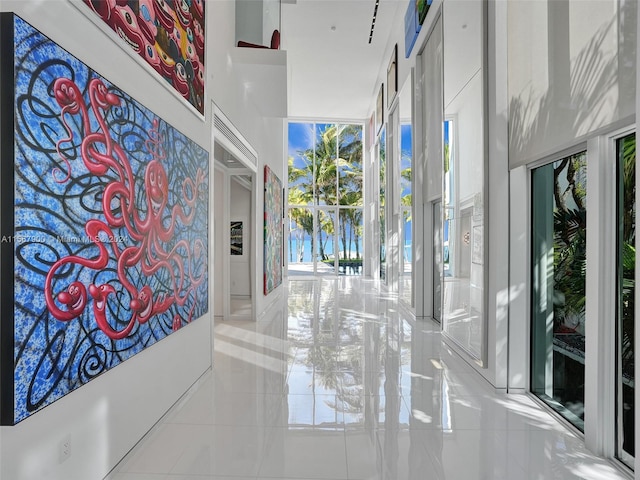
263,165,283,295
0,14,209,425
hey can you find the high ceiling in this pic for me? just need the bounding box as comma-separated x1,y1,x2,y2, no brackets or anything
281,0,403,120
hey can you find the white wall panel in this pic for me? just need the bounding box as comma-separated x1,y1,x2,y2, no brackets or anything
508,0,635,168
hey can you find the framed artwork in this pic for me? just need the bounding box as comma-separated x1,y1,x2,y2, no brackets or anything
81,0,206,114
417,0,432,25
387,44,398,108
263,166,283,295
404,0,421,58
230,221,243,256
0,14,209,425
376,84,384,135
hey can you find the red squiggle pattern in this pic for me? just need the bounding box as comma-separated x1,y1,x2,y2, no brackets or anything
45,78,206,339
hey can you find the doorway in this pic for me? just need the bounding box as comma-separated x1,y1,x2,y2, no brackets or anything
213,106,258,321
287,206,364,277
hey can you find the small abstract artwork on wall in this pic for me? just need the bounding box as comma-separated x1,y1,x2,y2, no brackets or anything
0,14,209,425
82,0,206,114
263,166,283,295
230,221,243,256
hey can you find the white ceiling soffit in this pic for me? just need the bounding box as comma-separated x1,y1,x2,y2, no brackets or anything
282,0,402,120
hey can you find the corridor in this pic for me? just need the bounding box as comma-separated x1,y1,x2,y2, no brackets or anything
110,277,625,480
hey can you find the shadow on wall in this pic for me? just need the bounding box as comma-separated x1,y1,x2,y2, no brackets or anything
509,5,634,163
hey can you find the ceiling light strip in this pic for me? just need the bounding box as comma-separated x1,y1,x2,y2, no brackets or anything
368,0,380,44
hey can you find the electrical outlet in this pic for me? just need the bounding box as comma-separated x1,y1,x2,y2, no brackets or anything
59,434,71,463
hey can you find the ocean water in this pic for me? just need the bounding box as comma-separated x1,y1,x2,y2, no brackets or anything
287,236,362,263
286,237,412,263
287,218,413,264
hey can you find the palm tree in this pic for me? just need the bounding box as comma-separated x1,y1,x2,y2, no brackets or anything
288,183,313,262
552,153,587,334
400,165,412,219
619,134,635,375
288,123,364,268
337,125,364,265
311,124,340,206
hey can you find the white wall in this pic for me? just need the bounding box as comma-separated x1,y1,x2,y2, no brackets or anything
447,72,483,203
236,0,263,45
508,0,636,168
0,0,286,478
236,0,279,47
485,0,510,391
214,168,226,318
252,117,285,317
263,0,280,45
442,0,482,109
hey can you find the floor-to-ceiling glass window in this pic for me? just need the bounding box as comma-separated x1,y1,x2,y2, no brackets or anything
443,120,453,280
433,201,442,322
288,122,363,276
379,127,386,281
400,124,412,277
531,151,587,431
338,125,364,276
617,133,635,467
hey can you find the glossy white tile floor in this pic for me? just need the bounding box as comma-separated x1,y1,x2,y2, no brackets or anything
110,277,629,480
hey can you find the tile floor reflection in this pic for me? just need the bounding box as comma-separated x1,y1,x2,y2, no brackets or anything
110,277,628,480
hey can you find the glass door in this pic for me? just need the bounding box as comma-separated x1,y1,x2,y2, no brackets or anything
400,122,413,305
338,207,363,276
617,133,635,468
379,127,387,281
433,201,442,322
288,207,314,275
316,208,338,276
531,152,587,431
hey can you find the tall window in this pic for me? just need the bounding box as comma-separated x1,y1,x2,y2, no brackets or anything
379,127,386,280
617,133,635,467
401,124,412,273
288,123,363,276
531,152,587,431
